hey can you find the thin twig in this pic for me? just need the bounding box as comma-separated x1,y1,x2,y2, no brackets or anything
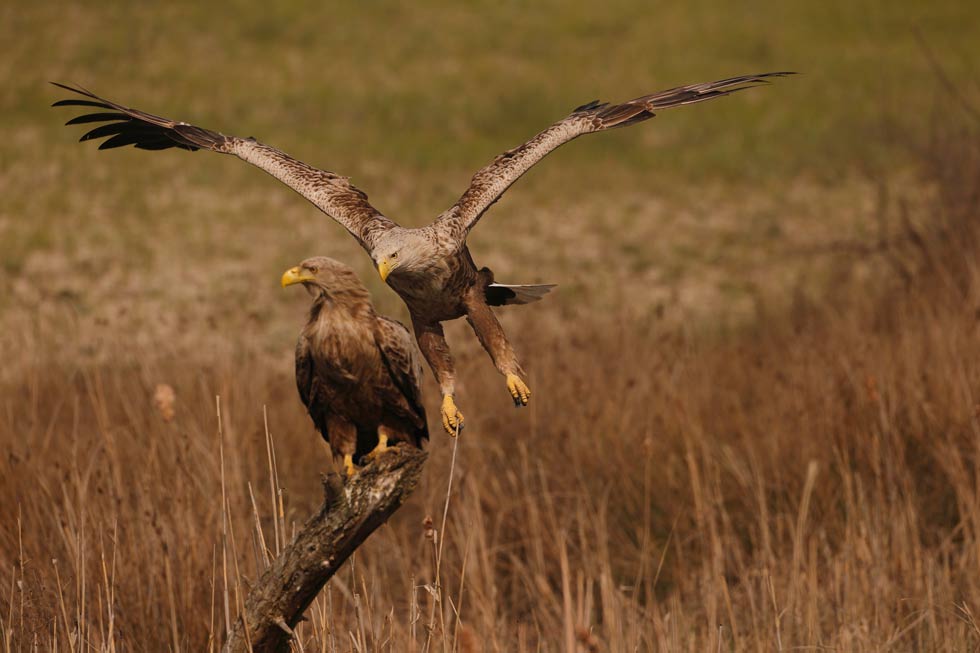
425,424,461,652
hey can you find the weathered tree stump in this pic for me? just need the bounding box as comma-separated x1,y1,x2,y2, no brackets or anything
223,446,427,653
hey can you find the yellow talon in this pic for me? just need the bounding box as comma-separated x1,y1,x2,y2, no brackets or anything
365,433,389,462
506,374,531,407
343,454,356,478
441,395,464,436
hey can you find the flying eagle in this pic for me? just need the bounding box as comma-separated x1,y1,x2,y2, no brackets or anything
53,72,792,434
281,256,428,475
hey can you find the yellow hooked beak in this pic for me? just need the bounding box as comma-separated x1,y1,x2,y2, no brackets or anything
377,258,393,283
281,266,316,288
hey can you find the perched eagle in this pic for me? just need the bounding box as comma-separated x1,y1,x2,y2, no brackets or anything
53,72,792,434
281,256,428,475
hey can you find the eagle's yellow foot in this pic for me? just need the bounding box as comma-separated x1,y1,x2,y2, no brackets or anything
441,394,464,436
365,433,389,462
506,374,531,407
343,454,356,478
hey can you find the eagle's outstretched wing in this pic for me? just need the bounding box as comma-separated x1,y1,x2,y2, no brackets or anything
52,83,395,251
438,72,794,239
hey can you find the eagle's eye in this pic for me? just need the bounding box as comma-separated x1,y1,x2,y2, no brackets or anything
391,252,399,259
306,265,319,273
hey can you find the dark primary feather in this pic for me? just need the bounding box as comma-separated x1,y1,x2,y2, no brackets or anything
587,72,795,130
622,72,795,110
52,99,115,109
572,99,605,113
65,112,126,126
51,82,226,151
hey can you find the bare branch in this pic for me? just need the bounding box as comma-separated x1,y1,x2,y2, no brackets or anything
223,446,427,653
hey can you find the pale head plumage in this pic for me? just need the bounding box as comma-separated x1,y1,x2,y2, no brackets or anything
373,228,444,282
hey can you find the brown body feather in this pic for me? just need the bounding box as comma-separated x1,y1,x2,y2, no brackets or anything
291,258,427,462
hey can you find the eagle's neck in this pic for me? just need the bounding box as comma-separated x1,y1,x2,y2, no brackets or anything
304,294,377,372
307,292,373,326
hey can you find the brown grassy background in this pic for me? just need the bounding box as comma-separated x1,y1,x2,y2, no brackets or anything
4,1,980,651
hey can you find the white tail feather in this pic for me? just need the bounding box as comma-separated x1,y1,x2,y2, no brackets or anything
487,283,557,306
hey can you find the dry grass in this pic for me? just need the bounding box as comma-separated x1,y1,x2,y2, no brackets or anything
3,102,980,651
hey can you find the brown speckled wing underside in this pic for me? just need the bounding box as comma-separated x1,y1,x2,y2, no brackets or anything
439,72,794,241
52,82,395,251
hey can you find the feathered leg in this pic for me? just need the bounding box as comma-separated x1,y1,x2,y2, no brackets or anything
412,317,464,435
462,288,531,407
365,426,390,461
327,415,358,477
